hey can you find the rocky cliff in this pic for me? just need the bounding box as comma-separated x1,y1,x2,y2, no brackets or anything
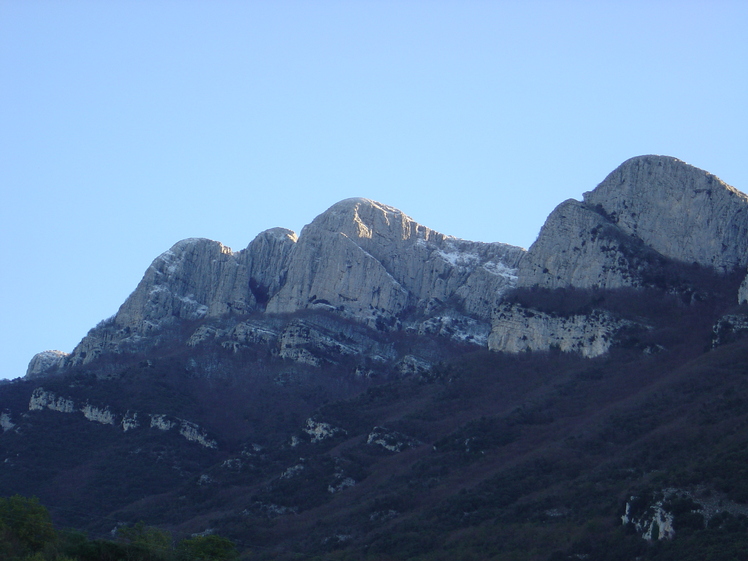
12,156,748,561
586,155,748,272
27,156,748,376
266,198,524,325
518,155,748,291
488,303,634,358
41,198,524,372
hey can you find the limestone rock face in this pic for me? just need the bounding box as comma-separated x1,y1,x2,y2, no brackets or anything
31,155,748,374
239,228,298,305
585,155,748,272
516,200,647,290
59,199,523,369
69,231,298,366
738,275,748,305
488,303,633,358
26,350,69,379
115,238,253,332
518,156,748,291
267,198,525,324
68,238,254,365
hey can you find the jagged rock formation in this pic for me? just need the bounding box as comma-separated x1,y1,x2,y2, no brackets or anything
25,156,748,376
27,388,217,447
25,350,69,378
519,155,748,290
488,303,634,358
33,198,524,373
266,198,524,325
12,156,748,561
586,156,748,272
515,199,650,290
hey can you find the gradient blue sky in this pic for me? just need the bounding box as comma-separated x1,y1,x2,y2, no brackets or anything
2,1,747,379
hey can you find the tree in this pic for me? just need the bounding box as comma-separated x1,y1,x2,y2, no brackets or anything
176,535,238,561
0,495,57,559
117,521,173,561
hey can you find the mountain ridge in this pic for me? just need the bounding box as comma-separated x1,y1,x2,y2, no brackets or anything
8,154,748,560
28,154,748,378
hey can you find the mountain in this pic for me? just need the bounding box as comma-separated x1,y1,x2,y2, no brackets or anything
5,155,748,560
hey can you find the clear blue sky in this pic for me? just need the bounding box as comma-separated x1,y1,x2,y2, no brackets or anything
2,1,746,379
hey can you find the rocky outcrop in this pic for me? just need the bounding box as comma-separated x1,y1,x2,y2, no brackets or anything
712,314,748,348
366,426,421,452
29,388,75,413
25,157,748,372
488,303,634,358
519,156,748,291
266,198,524,324
1,412,16,432
621,496,675,541
303,418,347,443
586,155,748,272
738,275,748,305
67,231,298,367
81,403,116,425
239,227,298,305
516,200,648,290
26,350,69,379
55,199,523,370
115,238,252,330
26,389,216,447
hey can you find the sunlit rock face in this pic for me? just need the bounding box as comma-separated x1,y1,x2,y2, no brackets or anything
26,350,69,378
266,198,525,324
25,157,748,375
114,238,254,331
585,155,748,272
488,303,632,358
518,155,748,291
516,199,646,290
239,227,298,305
58,197,525,371
67,230,298,366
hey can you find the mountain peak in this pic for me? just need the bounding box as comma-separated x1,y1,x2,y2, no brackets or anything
584,154,748,271
306,198,418,242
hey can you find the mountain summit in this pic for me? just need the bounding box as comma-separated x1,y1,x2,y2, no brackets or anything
29,155,748,376
8,156,748,560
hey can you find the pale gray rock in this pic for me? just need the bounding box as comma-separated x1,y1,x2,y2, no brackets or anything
26,350,69,379
518,155,748,291
48,161,748,371
81,403,116,425
585,155,748,271
267,198,524,325
70,232,296,365
266,216,411,327
516,199,646,290
239,228,297,304
33,198,527,370
738,274,748,305
0,412,15,432
115,238,253,332
712,314,748,348
488,303,633,358
303,418,347,443
621,496,676,541
367,426,421,452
